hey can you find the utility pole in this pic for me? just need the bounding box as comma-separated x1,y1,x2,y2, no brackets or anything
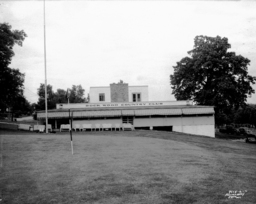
44,0,48,133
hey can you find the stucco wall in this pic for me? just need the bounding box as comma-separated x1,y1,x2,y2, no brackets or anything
134,116,213,126
89,85,149,103
133,116,214,137
89,87,111,103
128,86,148,102
173,125,215,138
67,115,215,137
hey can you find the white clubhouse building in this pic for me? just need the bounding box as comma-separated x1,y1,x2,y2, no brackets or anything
37,81,215,137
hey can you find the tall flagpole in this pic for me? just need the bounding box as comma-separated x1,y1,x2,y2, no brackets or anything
44,0,48,133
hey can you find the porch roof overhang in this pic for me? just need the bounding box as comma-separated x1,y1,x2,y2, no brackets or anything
37,106,214,119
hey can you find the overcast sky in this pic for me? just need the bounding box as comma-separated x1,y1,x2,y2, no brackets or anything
1,0,256,104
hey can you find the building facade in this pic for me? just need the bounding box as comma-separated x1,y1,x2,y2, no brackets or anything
37,82,215,137
90,81,148,103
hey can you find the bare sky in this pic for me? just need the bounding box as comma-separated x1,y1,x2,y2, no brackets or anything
1,0,256,104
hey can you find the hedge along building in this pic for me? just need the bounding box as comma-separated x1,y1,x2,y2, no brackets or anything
37,81,215,137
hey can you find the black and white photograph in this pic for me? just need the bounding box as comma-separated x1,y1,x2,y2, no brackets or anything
0,0,256,203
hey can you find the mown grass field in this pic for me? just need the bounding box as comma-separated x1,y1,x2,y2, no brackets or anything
0,130,256,204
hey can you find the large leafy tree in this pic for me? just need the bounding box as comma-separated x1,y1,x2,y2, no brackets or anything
68,85,86,103
12,95,33,117
55,89,69,103
37,84,56,110
234,105,256,127
0,23,27,114
170,35,256,124
36,84,86,110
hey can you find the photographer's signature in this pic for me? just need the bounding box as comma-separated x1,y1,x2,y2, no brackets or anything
225,190,247,199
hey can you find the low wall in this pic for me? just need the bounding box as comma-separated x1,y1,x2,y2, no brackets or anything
0,122,19,130
173,125,215,138
18,124,33,131
133,116,215,137
0,122,47,132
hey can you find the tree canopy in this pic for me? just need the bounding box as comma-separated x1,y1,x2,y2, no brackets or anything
170,35,256,124
36,84,87,110
0,23,28,115
37,84,56,110
68,85,86,103
234,104,256,127
0,23,26,68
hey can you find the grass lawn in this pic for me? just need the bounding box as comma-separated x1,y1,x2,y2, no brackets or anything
0,130,256,204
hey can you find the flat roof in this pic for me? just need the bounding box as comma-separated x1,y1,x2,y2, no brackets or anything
38,104,213,113
128,85,148,87
90,85,148,88
37,105,214,119
90,86,110,89
37,101,214,120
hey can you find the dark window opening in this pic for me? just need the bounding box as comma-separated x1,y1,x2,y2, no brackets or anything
135,126,150,130
153,126,173,132
135,126,173,131
132,93,141,102
99,93,105,101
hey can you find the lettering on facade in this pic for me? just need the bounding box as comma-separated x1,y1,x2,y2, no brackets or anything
84,102,164,107
102,104,119,107
57,101,188,109
85,104,101,107
120,102,163,106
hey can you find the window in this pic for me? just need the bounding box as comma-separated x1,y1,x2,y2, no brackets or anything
99,93,105,101
132,93,141,102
